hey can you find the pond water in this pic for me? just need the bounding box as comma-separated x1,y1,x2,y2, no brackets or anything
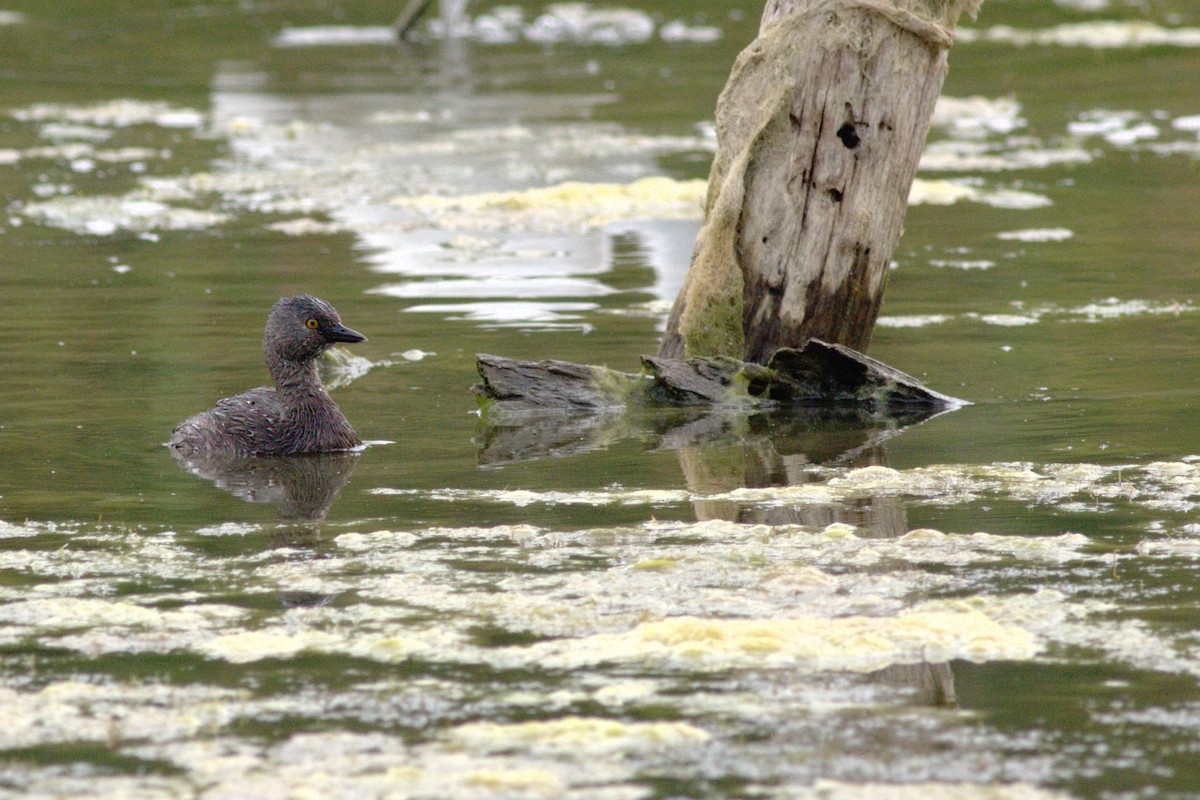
2,1,1200,798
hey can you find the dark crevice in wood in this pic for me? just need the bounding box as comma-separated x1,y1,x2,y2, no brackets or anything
836,122,861,149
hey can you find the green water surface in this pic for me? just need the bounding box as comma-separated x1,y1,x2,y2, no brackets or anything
2,1,1200,798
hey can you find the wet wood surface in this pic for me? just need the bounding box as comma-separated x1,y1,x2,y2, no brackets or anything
659,0,982,362
474,340,964,418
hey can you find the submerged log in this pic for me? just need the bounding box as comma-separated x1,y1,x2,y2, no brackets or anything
659,0,984,363
474,340,964,419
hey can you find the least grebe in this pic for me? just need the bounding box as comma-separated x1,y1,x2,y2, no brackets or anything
168,295,366,457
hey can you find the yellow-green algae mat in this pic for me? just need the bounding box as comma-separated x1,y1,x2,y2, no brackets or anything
7,459,1200,797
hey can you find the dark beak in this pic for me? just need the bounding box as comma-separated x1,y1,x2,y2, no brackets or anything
327,323,367,344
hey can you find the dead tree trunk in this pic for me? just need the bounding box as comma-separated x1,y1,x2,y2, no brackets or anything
472,0,983,429
659,0,983,363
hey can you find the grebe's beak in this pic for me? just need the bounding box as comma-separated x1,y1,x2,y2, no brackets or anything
327,323,366,344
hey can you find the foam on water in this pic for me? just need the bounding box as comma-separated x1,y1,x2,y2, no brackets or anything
271,25,398,47
785,782,1076,800
958,21,1200,48
2,461,1198,796
975,313,1041,327
450,716,711,754
359,460,1200,518
908,179,1052,209
320,346,392,390
12,99,204,128
930,259,996,270
878,298,1196,329
5,11,1200,797
931,96,1026,138
9,88,1196,341
390,176,706,232
524,605,1040,672
996,228,1074,242
273,5,723,49
20,195,230,236
919,140,1093,172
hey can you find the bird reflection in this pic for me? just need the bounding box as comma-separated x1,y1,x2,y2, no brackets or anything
170,449,355,607
169,449,359,524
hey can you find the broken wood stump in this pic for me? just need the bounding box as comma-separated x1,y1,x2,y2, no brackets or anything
469,0,985,452
474,340,965,419
659,0,984,363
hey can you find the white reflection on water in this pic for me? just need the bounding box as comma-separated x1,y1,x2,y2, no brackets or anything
207,67,709,329
370,276,616,299
879,298,1198,329
957,20,1200,48
9,72,1196,334
404,300,600,330
272,4,723,48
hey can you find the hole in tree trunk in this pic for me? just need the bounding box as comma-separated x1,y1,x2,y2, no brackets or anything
836,122,860,149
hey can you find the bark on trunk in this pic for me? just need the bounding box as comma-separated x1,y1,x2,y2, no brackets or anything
659,0,983,364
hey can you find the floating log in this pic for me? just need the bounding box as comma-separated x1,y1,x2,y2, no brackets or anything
659,0,984,363
474,339,964,420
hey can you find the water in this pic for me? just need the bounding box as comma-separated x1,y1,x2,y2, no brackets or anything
2,0,1200,797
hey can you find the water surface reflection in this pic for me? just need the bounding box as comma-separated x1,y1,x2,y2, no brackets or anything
169,448,359,522
4,0,1200,797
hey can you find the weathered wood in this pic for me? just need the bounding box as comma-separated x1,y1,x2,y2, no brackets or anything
759,340,965,408
659,0,984,363
641,356,774,406
469,1,983,454
473,353,645,415
474,340,964,421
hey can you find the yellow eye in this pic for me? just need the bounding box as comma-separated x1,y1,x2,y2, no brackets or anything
306,318,319,329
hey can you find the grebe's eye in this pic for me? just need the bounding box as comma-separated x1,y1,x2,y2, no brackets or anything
306,318,319,329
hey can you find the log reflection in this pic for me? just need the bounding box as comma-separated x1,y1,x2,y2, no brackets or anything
475,405,958,707
477,405,943,469
678,434,908,536
672,416,955,708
